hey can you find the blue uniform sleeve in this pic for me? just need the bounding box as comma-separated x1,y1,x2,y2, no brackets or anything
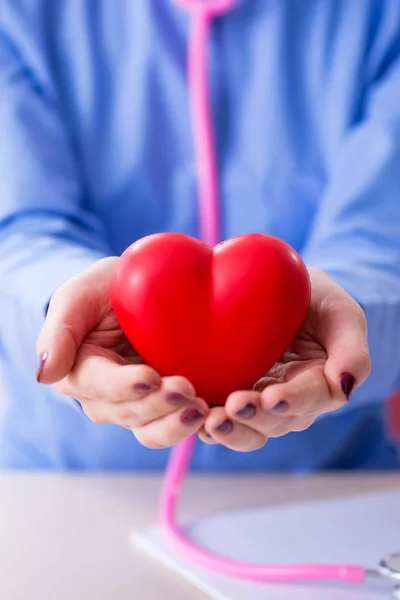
302,51,400,404
0,33,110,382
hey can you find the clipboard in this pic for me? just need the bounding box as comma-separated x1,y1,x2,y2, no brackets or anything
133,489,400,599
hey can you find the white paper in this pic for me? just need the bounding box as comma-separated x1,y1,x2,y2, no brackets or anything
133,489,400,600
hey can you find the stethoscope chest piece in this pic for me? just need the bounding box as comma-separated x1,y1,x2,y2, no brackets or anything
369,553,400,598
379,554,400,583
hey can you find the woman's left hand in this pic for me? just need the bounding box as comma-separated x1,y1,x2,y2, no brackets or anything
198,268,371,451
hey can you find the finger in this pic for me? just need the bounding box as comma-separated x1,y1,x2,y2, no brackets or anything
225,390,260,419
198,427,218,445
225,390,315,438
309,269,371,401
134,399,209,449
36,257,118,384
58,353,198,426
204,406,267,452
253,376,279,392
56,352,162,403
112,376,198,428
260,415,315,438
259,365,344,418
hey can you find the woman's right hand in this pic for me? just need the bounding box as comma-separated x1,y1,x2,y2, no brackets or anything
36,257,209,448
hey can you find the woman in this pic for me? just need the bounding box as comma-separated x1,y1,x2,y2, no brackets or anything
0,0,399,470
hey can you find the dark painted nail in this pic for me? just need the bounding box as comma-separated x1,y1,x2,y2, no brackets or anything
166,391,191,405
180,407,204,425
236,403,256,419
340,372,355,400
215,419,233,435
36,352,48,383
269,400,289,414
133,382,159,394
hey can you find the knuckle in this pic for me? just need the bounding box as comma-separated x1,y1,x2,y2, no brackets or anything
111,388,131,404
116,404,138,428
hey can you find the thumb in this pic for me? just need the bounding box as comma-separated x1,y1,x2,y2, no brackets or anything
312,271,371,401
36,257,117,384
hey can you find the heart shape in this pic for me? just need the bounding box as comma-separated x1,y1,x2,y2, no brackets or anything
111,233,310,405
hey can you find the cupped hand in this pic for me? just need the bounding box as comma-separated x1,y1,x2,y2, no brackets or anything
38,261,370,454
36,258,209,449
198,268,371,452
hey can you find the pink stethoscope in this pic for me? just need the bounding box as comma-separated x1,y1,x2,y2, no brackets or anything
158,0,400,590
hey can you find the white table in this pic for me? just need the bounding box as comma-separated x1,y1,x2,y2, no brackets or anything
0,473,399,600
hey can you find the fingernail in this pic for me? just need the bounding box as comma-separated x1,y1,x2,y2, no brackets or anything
180,407,204,425
36,352,48,383
269,400,289,414
166,391,191,405
215,419,233,435
340,372,355,400
236,403,256,419
133,382,159,394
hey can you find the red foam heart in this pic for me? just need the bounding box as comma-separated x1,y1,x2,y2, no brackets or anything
111,233,310,405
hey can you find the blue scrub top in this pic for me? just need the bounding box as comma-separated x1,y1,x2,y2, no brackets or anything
0,0,400,470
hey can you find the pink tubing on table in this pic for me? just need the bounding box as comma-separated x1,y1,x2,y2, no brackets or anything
159,0,366,585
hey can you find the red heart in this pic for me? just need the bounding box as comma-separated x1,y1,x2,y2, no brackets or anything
111,233,310,406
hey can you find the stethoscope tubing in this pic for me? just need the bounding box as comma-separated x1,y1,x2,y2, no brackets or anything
159,0,400,588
